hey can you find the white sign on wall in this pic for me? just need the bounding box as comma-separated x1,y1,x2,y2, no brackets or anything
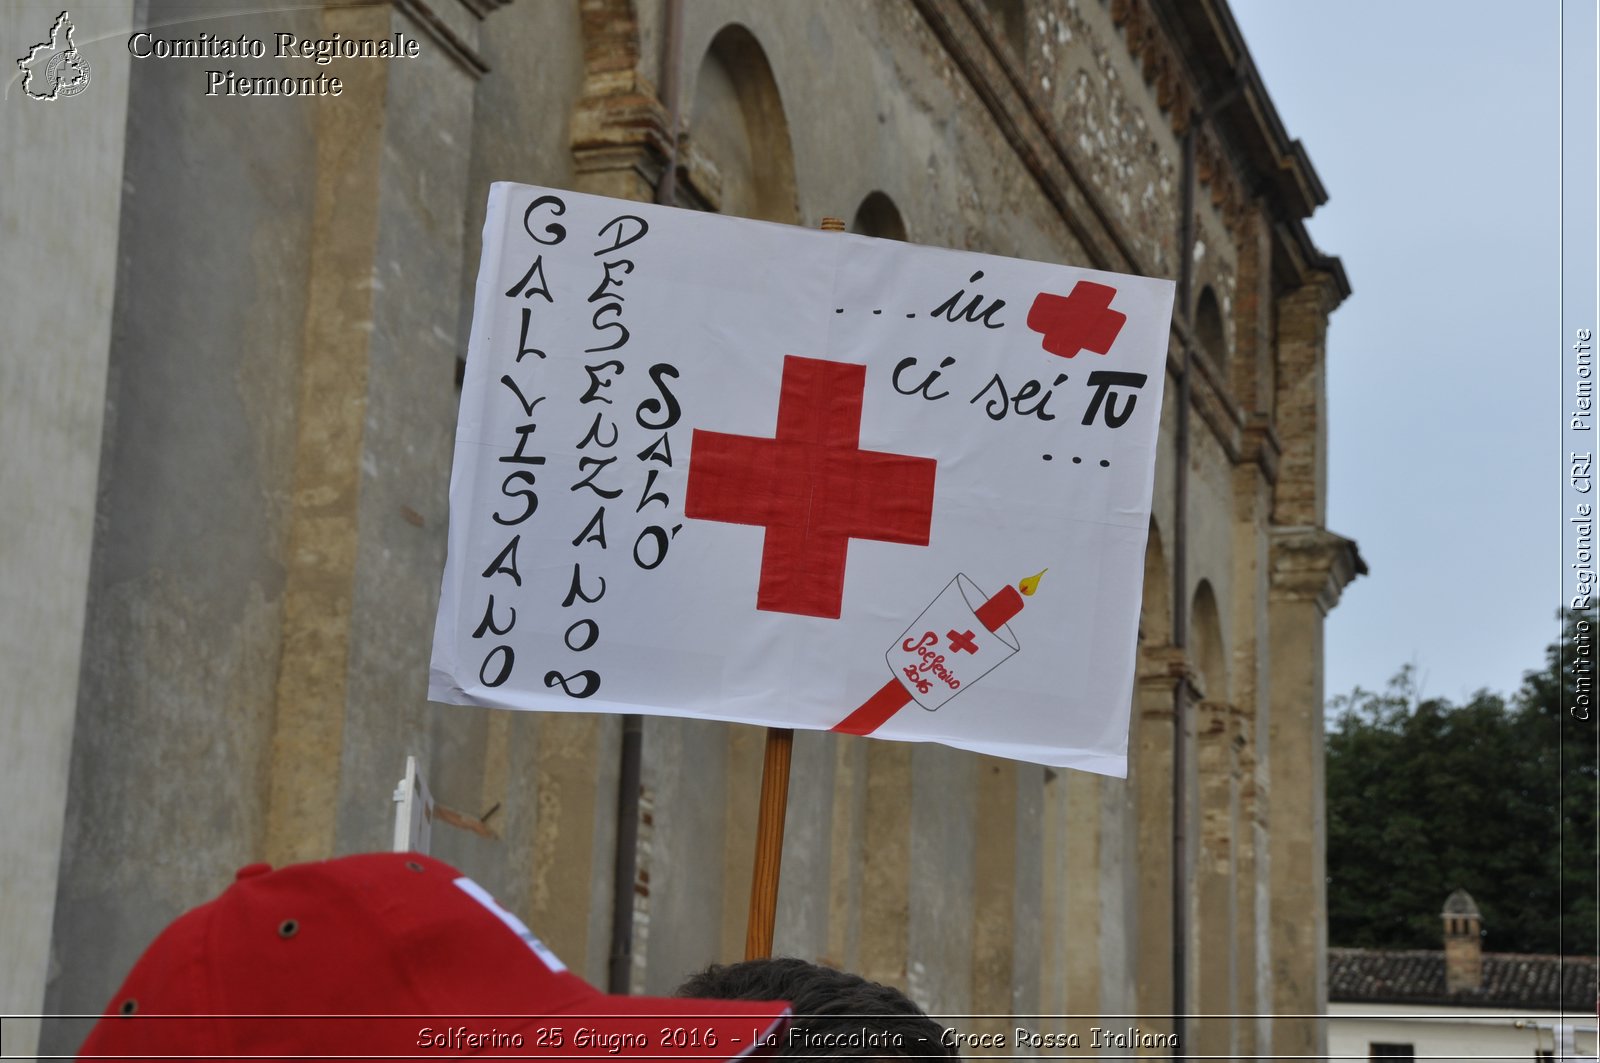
430,183,1173,774
391,755,433,854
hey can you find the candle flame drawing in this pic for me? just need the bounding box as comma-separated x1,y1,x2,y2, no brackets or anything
1019,569,1047,596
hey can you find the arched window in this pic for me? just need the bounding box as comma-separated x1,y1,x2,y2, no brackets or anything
850,191,908,241
1190,580,1228,703
689,25,798,223
1194,286,1229,384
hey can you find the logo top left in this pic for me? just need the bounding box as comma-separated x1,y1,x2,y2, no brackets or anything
17,11,91,101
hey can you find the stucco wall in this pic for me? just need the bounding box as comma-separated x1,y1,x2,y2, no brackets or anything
39,3,320,1050
0,3,134,1056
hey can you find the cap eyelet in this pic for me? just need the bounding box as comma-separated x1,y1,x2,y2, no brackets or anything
405,861,424,873
278,919,299,938
119,999,138,1016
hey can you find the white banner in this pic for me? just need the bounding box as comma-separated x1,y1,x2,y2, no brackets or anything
430,183,1174,774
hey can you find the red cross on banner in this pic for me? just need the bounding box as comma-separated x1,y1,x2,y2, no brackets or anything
1026,280,1126,359
685,355,938,619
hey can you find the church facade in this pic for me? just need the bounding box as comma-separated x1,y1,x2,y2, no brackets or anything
2,0,1359,1057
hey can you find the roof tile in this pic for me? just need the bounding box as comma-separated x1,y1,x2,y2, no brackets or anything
1328,949,1598,1011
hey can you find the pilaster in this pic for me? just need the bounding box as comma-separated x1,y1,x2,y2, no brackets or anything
1231,707,1262,1059
1271,275,1340,528
1192,698,1239,1059
1232,200,1275,416
859,740,913,989
264,0,495,866
825,737,868,971
1039,766,1069,1039
528,714,620,983
1265,527,1363,1060
972,757,1019,1042
264,0,392,866
1132,644,1198,1047
1230,401,1276,1055
1062,768,1102,1049
571,0,672,201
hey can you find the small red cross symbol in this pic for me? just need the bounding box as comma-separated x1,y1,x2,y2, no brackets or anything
1026,281,1126,359
946,629,978,654
686,356,937,619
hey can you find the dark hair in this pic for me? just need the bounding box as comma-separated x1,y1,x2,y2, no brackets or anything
675,957,957,1061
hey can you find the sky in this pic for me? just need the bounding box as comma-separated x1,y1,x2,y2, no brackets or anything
1228,1,1592,706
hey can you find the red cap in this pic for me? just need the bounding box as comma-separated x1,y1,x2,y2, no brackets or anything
78,852,790,1061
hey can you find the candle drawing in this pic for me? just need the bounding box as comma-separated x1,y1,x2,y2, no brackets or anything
831,569,1047,736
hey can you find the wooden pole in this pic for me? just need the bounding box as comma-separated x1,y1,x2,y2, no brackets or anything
743,726,794,959
743,215,847,961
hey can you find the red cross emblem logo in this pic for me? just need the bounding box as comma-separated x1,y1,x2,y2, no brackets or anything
1026,280,1126,359
686,356,937,619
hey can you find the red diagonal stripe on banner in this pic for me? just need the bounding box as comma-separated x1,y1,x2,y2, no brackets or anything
831,679,913,736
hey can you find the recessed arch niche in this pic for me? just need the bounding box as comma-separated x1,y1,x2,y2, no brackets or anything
1189,579,1228,703
851,191,908,241
1195,285,1228,385
689,25,798,224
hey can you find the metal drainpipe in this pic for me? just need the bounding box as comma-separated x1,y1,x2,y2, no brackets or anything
654,0,684,208
608,0,684,996
1171,114,1196,1055
608,712,644,993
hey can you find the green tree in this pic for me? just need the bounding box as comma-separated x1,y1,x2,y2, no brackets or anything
1520,615,1600,955
1325,616,1597,956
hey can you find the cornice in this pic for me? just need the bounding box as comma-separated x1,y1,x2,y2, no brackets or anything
1139,643,1205,702
1143,0,1351,302
391,0,490,78
1268,526,1367,613
922,0,1351,308
1144,0,1323,220
921,0,1142,274
1109,0,1246,236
